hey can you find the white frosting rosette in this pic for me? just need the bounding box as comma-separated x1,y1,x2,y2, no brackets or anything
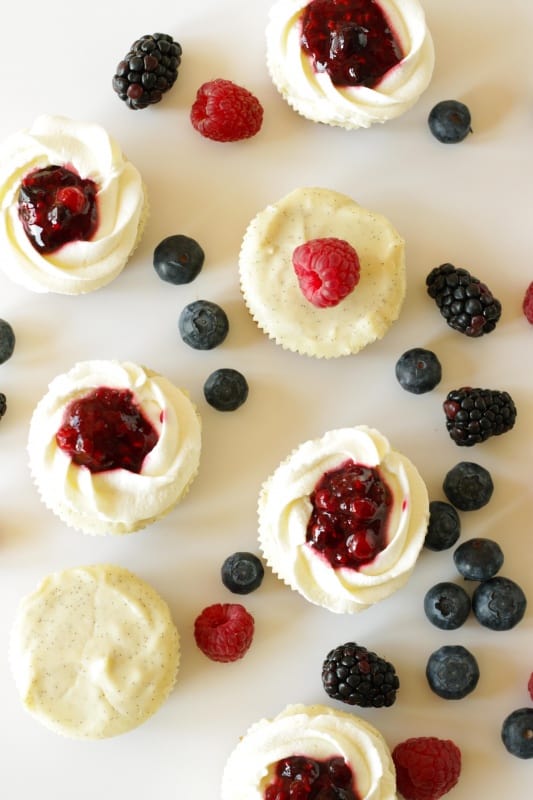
0,114,146,294
259,426,429,613
266,0,435,129
9,564,180,739
221,703,396,799
28,360,202,535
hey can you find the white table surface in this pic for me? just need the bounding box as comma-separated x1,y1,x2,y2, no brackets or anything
1,1,532,797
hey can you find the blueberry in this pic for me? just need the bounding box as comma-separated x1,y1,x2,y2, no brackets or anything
424,582,471,630
0,319,16,364
426,644,480,699
178,300,229,350
0,392,6,419
472,576,527,630
428,100,472,144
153,234,205,284
221,552,264,594
443,461,494,511
502,708,533,758
203,368,248,411
453,537,504,581
395,347,442,394
424,500,461,551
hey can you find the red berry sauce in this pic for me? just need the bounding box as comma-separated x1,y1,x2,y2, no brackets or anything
55,387,158,474
306,459,392,568
264,755,360,800
300,0,403,88
18,164,98,254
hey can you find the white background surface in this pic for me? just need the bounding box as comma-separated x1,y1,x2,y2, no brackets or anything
1,1,533,797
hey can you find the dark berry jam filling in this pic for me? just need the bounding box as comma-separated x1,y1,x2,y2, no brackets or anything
18,164,98,254
55,387,158,474
306,459,392,568
300,0,403,87
265,755,360,800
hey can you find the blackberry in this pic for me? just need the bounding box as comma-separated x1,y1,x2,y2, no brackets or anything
453,537,504,581
443,387,517,446
424,500,461,551
426,644,479,700
0,392,6,419
428,99,472,143
221,552,264,594
203,368,248,411
426,263,501,337
395,347,442,394
112,33,182,110
502,708,533,758
321,642,399,708
443,461,493,511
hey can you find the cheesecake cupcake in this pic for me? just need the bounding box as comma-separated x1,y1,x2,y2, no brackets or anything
28,360,202,535
10,564,180,739
221,703,396,799
266,0,434,129
258,425,429,613
239,187,405,357
0,114,147,294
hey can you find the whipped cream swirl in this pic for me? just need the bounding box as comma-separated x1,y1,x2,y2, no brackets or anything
28,360,201,535
266,0,435,128
0,115,146,293
259,426,428,613
221,703,396,799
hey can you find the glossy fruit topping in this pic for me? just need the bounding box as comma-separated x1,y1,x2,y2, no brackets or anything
392,736,461,800
0,318,16,364
428,99,472,144
112,33,182,110
193,602,254,662
203,368,248,411
395,347,442,394
264,754,359,800
55,387,158,474
502,709,533,759
453,537,504,581
221,552,264,594
322,641,399,707
472,576,527,631
292,237,360,308
190,78,263,142
178,300,229,350
442,461,493,511
424,501,461,551
18,165,98,254
426,645,480,700
153,234,205,284
423,582,471,630
300,0,404,88
306,459,392,569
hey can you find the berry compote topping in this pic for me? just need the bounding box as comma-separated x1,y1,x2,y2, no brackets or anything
18,164,98,254
300,0,404,88
306,459,392,568
264,755,360,800
55,387,158,474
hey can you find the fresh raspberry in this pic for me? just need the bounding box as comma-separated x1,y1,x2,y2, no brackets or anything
522,281,533,323
528,671,533,701
194,603,254,662
190,79,263,142
292,237,360,308
392,737,461,800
